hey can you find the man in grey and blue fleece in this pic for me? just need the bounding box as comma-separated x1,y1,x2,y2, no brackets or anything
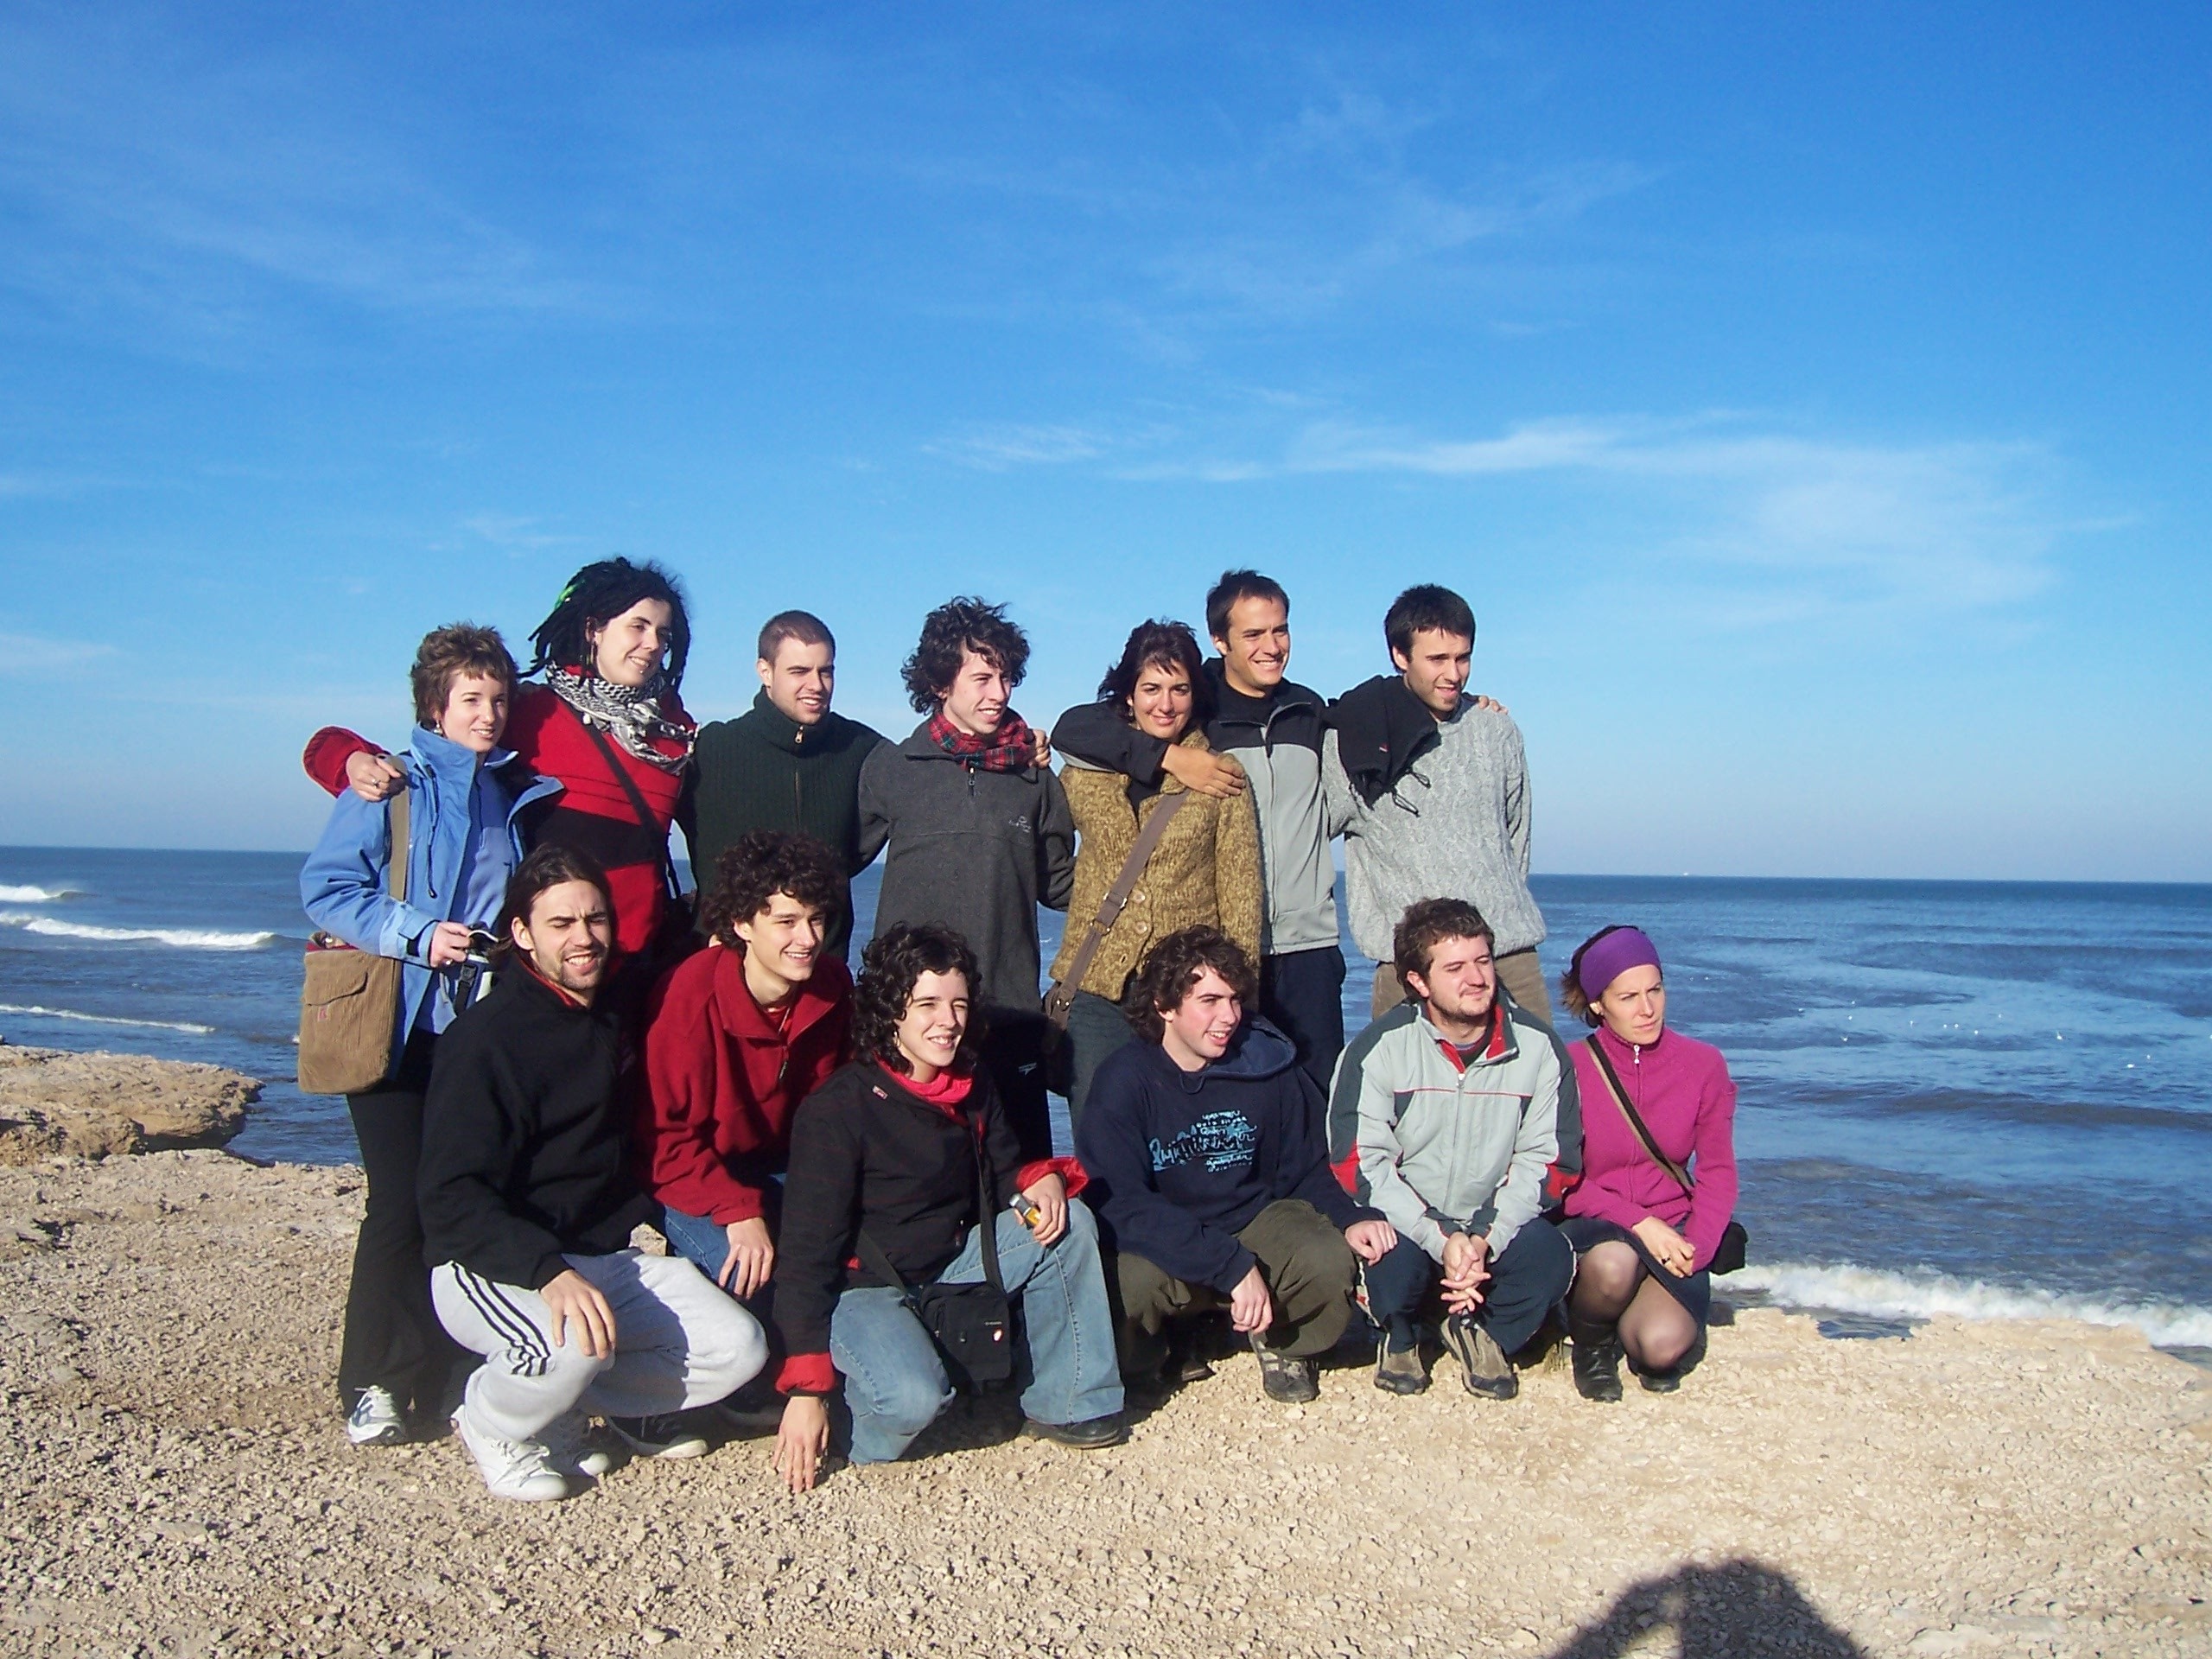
1327,897,1575,1398
1323,583,1551,1023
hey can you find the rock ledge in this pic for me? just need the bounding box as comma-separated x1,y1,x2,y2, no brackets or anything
0,1045,258,1164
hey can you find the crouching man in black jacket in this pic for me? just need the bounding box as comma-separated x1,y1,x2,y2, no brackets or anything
419,846,766,1502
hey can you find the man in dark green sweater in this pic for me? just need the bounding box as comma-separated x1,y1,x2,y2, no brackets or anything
689,612,888,960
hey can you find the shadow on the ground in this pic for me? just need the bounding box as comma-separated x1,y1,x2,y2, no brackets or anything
1546,1559,1865,1658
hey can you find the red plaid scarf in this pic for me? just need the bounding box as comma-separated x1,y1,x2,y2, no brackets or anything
927,708,1037,773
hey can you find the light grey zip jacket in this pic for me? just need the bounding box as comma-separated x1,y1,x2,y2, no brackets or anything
1326,996,1564,1262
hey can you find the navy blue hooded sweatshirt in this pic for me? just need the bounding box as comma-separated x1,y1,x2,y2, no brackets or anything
1076,1016,1376,1294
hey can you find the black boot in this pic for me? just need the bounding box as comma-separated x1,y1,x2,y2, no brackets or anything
1569,1315,1624,1402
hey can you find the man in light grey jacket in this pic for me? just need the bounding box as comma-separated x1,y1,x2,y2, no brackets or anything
1323,583,1550,1022
1327,898,1573,1399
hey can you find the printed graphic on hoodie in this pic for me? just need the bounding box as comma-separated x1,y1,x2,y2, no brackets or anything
1149,1110,1258,1174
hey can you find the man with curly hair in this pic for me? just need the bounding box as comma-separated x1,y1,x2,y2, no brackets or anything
638,830,855,1314
856,598,1076,1160
1076,927,1397,1404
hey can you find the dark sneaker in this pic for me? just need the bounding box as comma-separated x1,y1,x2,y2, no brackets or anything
606,1413,710,1460
345,1385,407,1446
1023,1414,1129,1450
540,1410,615,1479
1639,1367,1681,1394
1249,1334,1319,1403
1443,1314,1518,1400
1569,1319,1625,1403
1375,1343,1429,1395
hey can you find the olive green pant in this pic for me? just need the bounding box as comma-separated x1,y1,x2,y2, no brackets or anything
1115,1198,1359,1362
1372,945,1552,1025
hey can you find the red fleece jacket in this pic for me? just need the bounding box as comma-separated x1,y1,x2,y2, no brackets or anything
635,945,853,1226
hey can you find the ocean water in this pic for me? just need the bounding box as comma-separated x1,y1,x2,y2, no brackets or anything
3,847,2209,1353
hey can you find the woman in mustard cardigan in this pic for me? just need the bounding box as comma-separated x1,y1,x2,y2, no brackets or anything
1051,620,1263,1127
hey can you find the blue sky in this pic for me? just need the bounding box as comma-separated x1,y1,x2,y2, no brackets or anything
2,3,2207,879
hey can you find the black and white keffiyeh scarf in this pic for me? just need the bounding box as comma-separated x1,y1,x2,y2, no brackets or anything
544,666,696,772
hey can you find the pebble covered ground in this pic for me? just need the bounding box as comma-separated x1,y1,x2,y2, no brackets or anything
3,1150,2208,1659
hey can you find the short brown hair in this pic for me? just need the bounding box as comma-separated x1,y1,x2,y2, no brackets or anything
411,623,518,728
697,830,845,947
1125,926,1258,1044
757,609,835,664
1391,898,1494,998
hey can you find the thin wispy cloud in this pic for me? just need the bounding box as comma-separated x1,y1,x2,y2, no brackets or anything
0,631,118,676
460,514,579,552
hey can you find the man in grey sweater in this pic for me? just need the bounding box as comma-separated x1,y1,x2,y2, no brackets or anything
1322,584,1551,1023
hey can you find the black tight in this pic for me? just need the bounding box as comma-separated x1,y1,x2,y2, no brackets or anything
1570,1241,1698,1373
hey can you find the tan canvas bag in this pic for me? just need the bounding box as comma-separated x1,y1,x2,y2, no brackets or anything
297,787,410,1096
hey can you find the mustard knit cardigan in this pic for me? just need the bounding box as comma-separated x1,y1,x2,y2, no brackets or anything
1049,731,1264,1001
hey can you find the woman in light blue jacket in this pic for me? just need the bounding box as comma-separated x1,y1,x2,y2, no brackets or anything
300,624,561,1448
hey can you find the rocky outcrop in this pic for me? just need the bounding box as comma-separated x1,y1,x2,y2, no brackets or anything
0,1046,257,1165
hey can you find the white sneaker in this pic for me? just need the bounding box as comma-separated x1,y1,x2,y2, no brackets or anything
346,1386,407,1446
541,1411,616,1480
607,1412,710,1460
452,1407,569,1503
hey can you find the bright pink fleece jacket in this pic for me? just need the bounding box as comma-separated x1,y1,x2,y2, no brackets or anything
1563,1025,1738,1272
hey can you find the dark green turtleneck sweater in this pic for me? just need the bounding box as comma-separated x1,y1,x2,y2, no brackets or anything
690,691,890,958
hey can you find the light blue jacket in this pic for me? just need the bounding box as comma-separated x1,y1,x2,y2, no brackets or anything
300,726,562,1058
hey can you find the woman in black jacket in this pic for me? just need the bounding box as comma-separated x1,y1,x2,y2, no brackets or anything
770,925,1126,1491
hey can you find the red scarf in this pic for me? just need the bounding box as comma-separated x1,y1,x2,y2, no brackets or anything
927,708,1036,773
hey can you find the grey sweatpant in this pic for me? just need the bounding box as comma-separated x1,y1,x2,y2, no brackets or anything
430,1249,766,1444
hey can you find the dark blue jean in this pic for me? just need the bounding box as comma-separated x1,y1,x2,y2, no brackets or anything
1362,1218,1573,1356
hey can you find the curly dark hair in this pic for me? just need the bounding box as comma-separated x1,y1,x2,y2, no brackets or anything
852,923,988,1074
527,557,693,689
1124,925,1259,1045
1559,924,1640,1028
1391,897,1494,999
1095,619,1211,732
410,623,518,728
696,830,846,948
901,597,1029,713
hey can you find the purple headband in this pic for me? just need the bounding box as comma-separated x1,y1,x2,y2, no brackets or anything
1576,927,1662,1001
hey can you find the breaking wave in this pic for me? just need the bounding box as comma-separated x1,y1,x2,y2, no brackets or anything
0,912,276,951
0,1002,216,1034
0,884,82,902
1732,1259,2212,1350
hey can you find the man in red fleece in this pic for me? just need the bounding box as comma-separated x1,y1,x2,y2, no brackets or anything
638,831,854,1310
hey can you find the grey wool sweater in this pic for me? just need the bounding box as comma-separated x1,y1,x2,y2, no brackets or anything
1322,694,1546,963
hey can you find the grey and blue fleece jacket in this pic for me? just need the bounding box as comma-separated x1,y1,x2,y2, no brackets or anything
1326,996,1575,1263
1077,1018,1376,1293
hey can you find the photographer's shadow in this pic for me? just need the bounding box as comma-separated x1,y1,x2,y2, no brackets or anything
1548,1559,1865,1658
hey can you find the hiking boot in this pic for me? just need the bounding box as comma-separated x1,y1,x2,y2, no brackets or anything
607,1412,711,1460
345,1385,407,1447
1374,1342,1429,1396
1166,1320,1216,1384
1023,1414,1129,1450
1249,1334,1319,1403
453,1408,569,1503
1569,1317,1624,1403
541,1410,615,1479
1443,1314,1518,1400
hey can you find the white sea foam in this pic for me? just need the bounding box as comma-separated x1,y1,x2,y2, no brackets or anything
0,884,81,902
0,912,276,950
0,1002,216,1034
1732,1260,2212,1350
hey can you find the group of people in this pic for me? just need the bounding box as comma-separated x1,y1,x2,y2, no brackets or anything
299,559,1739,1503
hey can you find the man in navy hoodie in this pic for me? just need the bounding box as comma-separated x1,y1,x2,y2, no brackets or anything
1077,927,1397,1402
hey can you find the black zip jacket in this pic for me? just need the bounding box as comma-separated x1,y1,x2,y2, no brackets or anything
1326,673,1445,806
773,1059,1027,1364
417,967,658,1289
690,694,889,958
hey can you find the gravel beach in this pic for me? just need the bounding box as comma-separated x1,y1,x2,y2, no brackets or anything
3,1148,2207,1659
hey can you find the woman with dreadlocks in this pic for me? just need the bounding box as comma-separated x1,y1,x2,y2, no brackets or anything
302,559,700,968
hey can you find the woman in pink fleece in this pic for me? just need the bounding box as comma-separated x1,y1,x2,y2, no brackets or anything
1557,925,1738,1401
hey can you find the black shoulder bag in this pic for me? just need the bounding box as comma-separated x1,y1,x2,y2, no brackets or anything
853,1108,1014,1389
1585,1037,1748,1276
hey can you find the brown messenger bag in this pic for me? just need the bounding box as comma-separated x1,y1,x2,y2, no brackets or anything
297,786,411,1096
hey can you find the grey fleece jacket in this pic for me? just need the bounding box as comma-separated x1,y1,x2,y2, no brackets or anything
1326,998,1561,1262
1322,697,1546,962
855,721,1076,1014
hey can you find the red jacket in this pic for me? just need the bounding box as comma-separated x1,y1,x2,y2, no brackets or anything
635,944,853,1226
303,682,694,957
